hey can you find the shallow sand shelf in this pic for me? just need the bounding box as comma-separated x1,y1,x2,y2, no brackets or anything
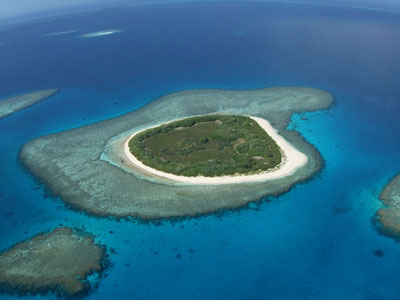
0,227,107,298
20,87,333,219
0,89,59,120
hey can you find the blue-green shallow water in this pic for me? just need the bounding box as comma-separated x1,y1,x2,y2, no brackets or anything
1,2,400,299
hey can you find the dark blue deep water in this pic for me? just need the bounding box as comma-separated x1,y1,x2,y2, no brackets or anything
1,1,400,299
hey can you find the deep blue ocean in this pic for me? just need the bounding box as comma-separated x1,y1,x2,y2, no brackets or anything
1,1,400,299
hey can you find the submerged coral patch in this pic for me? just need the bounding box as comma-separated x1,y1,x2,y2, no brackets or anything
376,174,400,238
0,227,107,298
20,87,333,218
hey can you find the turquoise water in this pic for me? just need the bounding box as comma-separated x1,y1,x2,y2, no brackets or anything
1,2,400,299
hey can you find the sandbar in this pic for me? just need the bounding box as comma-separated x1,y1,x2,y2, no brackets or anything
81,29,123,38
122,116,307,184
0,227,107,298
20,87,333,219
0,89,59,120
44,29,81,37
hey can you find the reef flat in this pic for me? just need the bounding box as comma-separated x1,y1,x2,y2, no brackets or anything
377,175,400,237
0,227,107,298
0,89,59,120
20,87,333,218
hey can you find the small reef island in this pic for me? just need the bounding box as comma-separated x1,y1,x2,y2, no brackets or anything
376,175,400,238
0,227,107,298
20,87,333,218
0,89,59,120
125,114,307,184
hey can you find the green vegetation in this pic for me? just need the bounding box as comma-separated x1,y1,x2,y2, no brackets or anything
129,115,282,177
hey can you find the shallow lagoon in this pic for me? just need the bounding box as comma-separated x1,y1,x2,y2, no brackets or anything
1,1,400,299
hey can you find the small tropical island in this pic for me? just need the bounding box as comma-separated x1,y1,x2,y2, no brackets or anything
0,89,59,120
0,227,107,298
20,87,334,218
125,114,307,184
376,175,400,238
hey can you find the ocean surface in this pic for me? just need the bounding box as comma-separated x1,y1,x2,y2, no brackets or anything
1,1,400,299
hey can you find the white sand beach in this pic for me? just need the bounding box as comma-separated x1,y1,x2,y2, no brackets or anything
122,116,308,185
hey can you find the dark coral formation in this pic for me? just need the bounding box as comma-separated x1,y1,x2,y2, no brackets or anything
376,175,400,238
0,227,107,298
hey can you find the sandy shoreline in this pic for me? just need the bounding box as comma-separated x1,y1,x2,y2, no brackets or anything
123,116,308,185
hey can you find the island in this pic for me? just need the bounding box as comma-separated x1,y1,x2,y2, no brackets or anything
376,175,400,238
0,89,59,120
20,87,334,219
125,114,307,184
0,227,107,298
